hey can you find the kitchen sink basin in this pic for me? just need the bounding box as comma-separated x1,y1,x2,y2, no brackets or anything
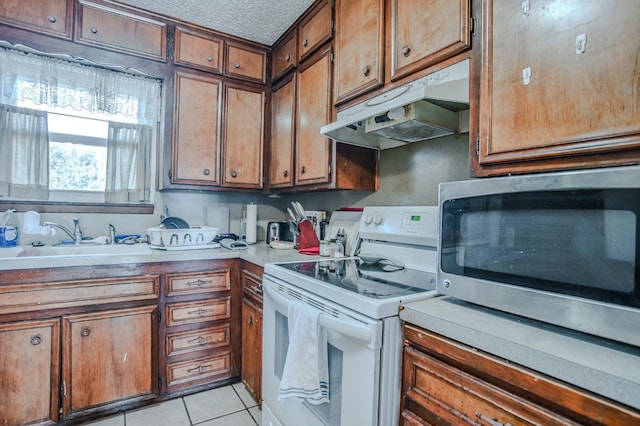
0,243,152,259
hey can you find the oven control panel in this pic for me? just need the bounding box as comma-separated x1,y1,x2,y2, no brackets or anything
359,206,438,247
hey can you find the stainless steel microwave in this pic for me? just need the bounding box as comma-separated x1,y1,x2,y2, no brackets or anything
438,165,640,348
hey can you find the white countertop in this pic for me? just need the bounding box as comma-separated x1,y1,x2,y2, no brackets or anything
0,242,318,271
400,296,640,411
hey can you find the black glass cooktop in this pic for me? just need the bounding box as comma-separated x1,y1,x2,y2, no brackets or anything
278,259,436,299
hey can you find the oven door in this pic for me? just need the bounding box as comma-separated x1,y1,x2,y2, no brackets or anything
262,275,383,426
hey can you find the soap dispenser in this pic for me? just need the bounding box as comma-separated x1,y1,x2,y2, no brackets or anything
0,209,19,247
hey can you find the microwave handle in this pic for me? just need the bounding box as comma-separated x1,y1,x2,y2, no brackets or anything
264,282,372,344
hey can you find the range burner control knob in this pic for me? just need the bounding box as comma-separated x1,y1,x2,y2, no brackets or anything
363,213,374,225
374,213,384,225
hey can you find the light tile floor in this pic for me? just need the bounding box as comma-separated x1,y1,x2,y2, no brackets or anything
81,382,261,426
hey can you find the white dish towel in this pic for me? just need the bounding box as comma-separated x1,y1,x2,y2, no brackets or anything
278,300,330,405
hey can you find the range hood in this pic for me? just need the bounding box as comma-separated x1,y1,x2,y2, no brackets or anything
321,59,470,150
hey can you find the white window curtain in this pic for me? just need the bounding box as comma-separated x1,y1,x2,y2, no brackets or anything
106,122,153,203
0,47,161,125
0,104,49,199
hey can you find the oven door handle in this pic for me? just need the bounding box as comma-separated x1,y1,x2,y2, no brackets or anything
265,284,372,344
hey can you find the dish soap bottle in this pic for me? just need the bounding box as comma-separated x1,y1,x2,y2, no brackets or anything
0,209,19,247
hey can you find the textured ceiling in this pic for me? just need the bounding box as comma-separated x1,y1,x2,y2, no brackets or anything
117,0,316,46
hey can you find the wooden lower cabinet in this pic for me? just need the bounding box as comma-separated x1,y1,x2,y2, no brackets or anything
62,306,157,417
0,319,61,425
401,324,640,425
241,262,263,403
160,263,241,395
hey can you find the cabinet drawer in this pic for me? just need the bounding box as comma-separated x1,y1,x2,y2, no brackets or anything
298,0,332,61
76,0,167,61
166,352,231,388
165,298,230,326
225,43,267,83
166,325,230,357
166,270,230,296
0,0,72,39
174,27,223,73
0,276,158,315
272,32,297,81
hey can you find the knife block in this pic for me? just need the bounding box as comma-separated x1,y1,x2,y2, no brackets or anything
297,220,320,249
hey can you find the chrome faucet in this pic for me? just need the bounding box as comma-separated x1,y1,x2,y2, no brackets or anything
108,224,117,245
43,218,84,245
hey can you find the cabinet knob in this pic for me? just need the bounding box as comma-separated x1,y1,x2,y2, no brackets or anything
30,334,43,345
285,54,291,62
248,316,254,325
402,45,412,57
362,65,371,76
206,55,213,62
283,170,288,178
90,27,98,35
300,166,306,174
80,327,91,337
303,39,309,47
231,170,238,178
203,168,210,176
47,16,57,24
233,63,241,69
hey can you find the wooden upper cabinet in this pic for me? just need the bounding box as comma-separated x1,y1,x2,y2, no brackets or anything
172,71,222,186
298,0,333,62
225,42,267,84
475,0,640,176
390,0,471,81
272,32,298,82
0,319,60,426
334,0,384,105
270,74,296,189
174,27,223,73
75,0,167,61
296,46,333,186
0,0,72,39
222,83,265,189
62,306,156,417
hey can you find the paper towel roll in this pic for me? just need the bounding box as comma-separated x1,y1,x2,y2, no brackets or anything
246,203,257,244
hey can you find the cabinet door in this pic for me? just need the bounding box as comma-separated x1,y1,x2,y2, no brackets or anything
174,27,223,73
225,43,267,84
0,0,72,39
0,319,60,425
390,0,471,81
296,47,333,186
172,71,222,186
476,0,640,176
334,0,384,104
76,0,167,61
222,83,265,189
241,300,262,403
298,0,333,61
62,306,156,416
272,32,298,82
270,74,296,189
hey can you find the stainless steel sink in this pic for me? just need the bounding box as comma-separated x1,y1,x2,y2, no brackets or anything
0,243,152,258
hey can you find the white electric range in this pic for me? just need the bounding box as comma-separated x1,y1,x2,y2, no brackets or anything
262,206,439,426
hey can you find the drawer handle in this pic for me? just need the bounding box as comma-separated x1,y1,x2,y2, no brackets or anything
476,412,512,426
188,335,212,345
188,308,210,316
402,45,412,57
187,364,212,374
206,55,213,62
80,327,91,337
362,65,371,76
90,27,98,35
47,16,57,24
31,334,43,345
187,279,211,287
233,63,241,69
